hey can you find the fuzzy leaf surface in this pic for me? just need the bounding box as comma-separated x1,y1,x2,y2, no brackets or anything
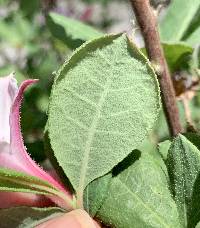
48,34,160,201
95,152,180,228
0,206,64,228
167,134,200,228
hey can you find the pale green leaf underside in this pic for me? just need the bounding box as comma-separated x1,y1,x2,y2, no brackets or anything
167,134,200,228
0,168,57,196
160,0,200,42
0,207,64,228
96,153,180,228
48,34,160,196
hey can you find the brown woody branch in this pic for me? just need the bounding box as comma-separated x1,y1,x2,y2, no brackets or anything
130,0,182,136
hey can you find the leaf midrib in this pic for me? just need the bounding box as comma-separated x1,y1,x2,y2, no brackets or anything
77,75,112,203
117,178,171,228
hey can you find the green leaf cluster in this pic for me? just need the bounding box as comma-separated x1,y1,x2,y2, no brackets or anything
1,0,200,227
83,134,200,228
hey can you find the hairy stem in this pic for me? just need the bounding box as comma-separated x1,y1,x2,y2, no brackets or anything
130,0,182,136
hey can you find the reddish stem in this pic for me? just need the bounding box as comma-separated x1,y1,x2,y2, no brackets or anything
130,0,182,136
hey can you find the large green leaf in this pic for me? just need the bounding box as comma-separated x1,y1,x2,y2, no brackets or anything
160,0,200,43
48,34,160,206
0,207,64,228
167,134,200,228
47,12,104,49
95,152,180,228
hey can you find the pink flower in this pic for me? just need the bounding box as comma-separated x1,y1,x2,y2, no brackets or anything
0,73,73,210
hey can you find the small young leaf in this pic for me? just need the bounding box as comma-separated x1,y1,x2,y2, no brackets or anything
47,12,103,49
158,140,171,161
48,34,160,205
95,152,180,228
167,134,200,228
162,43,193,72
142,43,193,72
83,173,112,217
0,207,64,228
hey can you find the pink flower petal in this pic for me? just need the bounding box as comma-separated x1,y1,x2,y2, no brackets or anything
9,80,66,189
0,79,73,209
0,73,18,144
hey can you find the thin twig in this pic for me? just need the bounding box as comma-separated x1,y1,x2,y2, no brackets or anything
130,0,182,136
182,98,192,126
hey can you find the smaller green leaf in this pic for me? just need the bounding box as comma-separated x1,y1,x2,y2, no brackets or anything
83,173,112,217
47,12,104,49
95,152,180,228
162,43,193,72
138,139,169,179
167,134,200,228
158,140,171,161
141,43,193,72
0,207,64,228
